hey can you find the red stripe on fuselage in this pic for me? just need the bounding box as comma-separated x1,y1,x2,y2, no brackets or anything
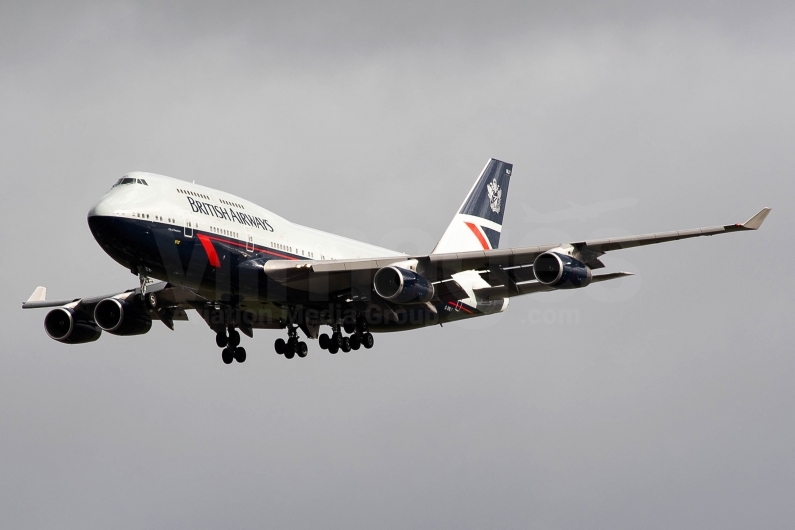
197,234,221,267
200,233,298,261
464,222,490,250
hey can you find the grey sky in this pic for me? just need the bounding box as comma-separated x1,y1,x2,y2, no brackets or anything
2,2,794,529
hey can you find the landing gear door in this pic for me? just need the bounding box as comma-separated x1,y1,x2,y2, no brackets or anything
183,214,194,238
246,229,254,252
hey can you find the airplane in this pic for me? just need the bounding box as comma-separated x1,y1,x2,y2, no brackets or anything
22,159,770,365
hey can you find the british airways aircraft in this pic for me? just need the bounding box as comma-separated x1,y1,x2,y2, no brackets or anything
23,159,770,364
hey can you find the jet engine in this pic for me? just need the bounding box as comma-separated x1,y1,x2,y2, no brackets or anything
373,266,434,304
94,297,153,336
533,252,592,289
44,307,102,344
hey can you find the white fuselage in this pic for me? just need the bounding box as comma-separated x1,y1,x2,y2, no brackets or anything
89,171,405,263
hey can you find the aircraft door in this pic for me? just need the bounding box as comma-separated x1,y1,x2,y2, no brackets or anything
183,214,194,238
246,228,254,252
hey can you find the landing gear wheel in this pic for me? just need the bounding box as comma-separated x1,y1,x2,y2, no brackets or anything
216,332,228,348
343,321,356,334
284,339,296,359
221,348,234,364
341,337,351,353
331,332,343,348
274,338,285,354
356,315,368,333
318,333,330,350
145,292,158,309
362,332,374,349
297,342,308,358
328,343,339,354
349,334,361,350
234,347,247,363
228,329,241,347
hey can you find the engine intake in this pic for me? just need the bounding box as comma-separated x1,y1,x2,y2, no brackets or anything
533,252,592,289
94,298,153,336
44,307,102,344
373,266,434,304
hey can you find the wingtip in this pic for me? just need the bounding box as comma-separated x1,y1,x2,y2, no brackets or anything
26,286,47,303
741,207,771,230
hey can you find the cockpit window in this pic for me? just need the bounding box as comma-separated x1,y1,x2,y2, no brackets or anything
113,177,147,187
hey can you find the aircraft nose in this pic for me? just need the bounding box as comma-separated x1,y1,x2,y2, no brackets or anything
88,197,114,218
88,188,129,218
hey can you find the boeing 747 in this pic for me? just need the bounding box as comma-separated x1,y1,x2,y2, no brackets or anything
22,159,770,364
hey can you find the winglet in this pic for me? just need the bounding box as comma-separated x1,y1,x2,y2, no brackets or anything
26,286,47,303
741,208,771,230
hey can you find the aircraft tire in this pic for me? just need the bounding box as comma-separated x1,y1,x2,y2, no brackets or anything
216,332,228,348
235,347,247,363
343,321,356,334
331,332,343,348
274,338,285,354
318,333,329,350
363,333,374,349
341,337,351,353
349,334,361,350
328,343,339,354
285,339,296,359
221,348,234,364
297,342,308,358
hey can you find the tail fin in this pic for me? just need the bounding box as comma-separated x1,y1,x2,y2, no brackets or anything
432,158,512,254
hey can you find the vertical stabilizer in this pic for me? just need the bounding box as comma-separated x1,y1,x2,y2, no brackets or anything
432,158,512,254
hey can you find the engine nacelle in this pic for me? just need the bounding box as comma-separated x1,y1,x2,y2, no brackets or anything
373,266,434,304
533,252,592,289
44,307,102,344
94,298,153,336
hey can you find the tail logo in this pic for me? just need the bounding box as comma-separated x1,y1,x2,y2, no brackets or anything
487,178,502,214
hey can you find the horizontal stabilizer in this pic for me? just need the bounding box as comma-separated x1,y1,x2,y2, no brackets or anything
474,271,634,300
591,271,634,283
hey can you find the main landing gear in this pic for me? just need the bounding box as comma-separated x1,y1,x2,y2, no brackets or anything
274,325,308,359
217,327,246,364
318,316,374,354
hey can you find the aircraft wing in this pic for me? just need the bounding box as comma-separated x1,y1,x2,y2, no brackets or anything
262,208,770,296
21,281,201,327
